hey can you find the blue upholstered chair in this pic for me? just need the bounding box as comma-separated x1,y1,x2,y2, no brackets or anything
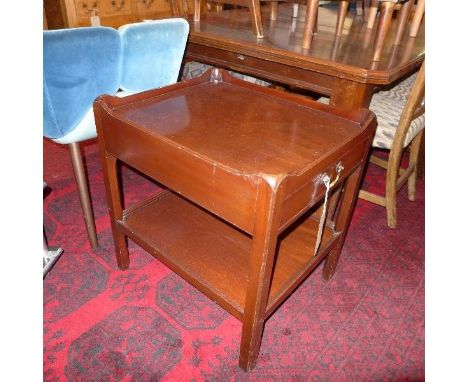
43,19,189,249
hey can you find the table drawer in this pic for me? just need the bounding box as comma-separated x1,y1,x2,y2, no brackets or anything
279,136,369,231
186,42,336,94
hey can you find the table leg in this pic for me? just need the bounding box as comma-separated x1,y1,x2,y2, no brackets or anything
329,78,373,110
323,161,369,280
239,177,285,371
102,154,130,270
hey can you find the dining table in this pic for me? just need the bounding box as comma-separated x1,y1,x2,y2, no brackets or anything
184,3,425,111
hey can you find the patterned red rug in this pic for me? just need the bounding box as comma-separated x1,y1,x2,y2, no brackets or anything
43,137,424,381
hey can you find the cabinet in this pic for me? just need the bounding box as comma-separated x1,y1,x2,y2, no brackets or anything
44,0,196,29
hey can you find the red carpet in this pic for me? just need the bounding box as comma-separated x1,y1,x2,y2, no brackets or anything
43,137,424,381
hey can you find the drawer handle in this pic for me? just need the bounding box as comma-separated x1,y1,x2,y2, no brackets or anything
313,162,344,256
141,0,154,7
81,1,98,12
237,54,246,61
111,0,125,10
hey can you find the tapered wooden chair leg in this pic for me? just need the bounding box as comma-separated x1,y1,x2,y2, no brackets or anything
407,130,423,201
409,0,425,37
270,1,278,20
249,0,264,38
356,0,363,16
385,139,404,229
394,0,413,45
385,196,397,228
302,0,319,49
169,0,181,16
372,1,395,61
336,1,349,36
69,142,98,249
194,0,201,21
363,0,371,21
366,0,379,28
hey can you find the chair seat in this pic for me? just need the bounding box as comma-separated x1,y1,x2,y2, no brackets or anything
377,71,417,102
318,71,424,151
369,91,424,150
52,90,136,144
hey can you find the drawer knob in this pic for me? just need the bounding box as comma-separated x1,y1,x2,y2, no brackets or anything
111,0,125,10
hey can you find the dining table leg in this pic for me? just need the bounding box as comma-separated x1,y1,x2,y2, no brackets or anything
329,78,373,110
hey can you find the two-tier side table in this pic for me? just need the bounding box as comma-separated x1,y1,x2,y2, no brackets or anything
94,69,376,371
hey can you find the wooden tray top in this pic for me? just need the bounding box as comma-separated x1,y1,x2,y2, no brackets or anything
100,69,374,176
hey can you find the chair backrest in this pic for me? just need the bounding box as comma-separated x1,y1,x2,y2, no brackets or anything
43,19,190,140
43,27,122,139
394,60,424,147
119,19,189,93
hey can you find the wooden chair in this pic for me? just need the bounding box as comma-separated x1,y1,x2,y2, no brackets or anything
338,0,418,60
359,61,425,228
290,0,418,53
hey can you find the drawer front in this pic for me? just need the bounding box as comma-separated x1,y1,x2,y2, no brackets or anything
186,43,335,95
279,137,369,230
102,117,259,234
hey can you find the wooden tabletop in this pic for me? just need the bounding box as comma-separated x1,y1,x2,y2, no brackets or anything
186,4,424,92
112,73,368,175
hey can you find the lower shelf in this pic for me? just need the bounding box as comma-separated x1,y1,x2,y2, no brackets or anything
120,190,338,319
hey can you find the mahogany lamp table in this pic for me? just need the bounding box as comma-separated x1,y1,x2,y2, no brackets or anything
94,69,376,371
